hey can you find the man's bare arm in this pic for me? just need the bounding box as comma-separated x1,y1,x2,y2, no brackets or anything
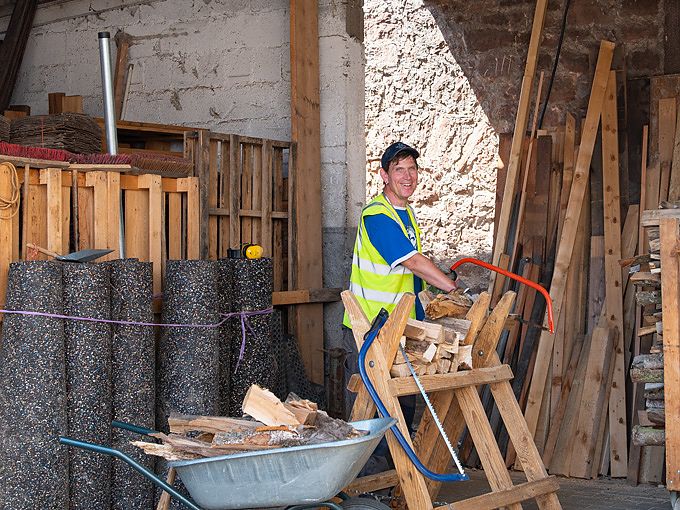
401,253,457,292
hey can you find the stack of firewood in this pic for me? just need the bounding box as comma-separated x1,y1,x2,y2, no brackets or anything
389,313,471,378
134,386,366,461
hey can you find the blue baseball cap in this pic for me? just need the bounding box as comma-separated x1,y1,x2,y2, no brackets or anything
381,142,420,170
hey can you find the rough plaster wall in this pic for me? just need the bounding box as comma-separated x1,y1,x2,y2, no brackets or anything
4,0,364,352
365,0,499,290
365,0,665,290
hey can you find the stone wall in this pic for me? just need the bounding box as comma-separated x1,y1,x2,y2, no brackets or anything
365,0,665,290
2,0,365,352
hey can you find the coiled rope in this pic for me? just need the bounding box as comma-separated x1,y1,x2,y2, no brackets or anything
0,162,20,220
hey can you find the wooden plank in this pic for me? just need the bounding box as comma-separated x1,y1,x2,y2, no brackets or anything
658,97,677,203
345,470,399,496
44,168,63,255
443,477,560,510
261,141,273,256
124,189,149,261
0,164,16,306
275,288,341,305
490,381,562,509
197,130,210,258
490,253,510,308
61,185,70,255
242,143,253,244
601,70,628,476
641,207,680,226
139,174,163,295
670,97,680,201
659,217,680,490
85,171,108,256
272,148,284,291
557,114,576,254
219,139,231,258
568,322,615,478
473,291,516,369
229,134,241,248
208,139,219,260
290,0,324,385
252,144,262,244
456,386,522,510
167,192,182,259
106,172,121,261
524,40,615,439
178,177,200,260
388,365,513,396
491,0,548,284
639,125,649,253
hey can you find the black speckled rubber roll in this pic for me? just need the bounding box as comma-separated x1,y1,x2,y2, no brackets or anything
109,259,155,510
157,260,221,431
63,262,113,510
0,261,68,509
215,259,234,415
228,258,274,416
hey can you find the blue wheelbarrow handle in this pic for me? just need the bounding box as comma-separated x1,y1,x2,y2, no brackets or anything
59,421,204,510
358,308,468,482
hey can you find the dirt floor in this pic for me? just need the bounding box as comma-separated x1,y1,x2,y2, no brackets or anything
437,469,671,509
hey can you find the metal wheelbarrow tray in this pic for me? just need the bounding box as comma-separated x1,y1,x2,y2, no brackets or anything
60,417,395,510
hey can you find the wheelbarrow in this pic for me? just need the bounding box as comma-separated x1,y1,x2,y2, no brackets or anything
60,417,395,510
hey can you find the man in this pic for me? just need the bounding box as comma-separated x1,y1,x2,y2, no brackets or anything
343,141,458,421
344,141,457,330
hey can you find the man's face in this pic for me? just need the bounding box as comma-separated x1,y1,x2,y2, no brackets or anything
380,155,418,206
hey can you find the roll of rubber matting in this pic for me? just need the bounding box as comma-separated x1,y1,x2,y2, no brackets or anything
228,258,274,416
109,259,155,510
63,262,113,510
0,261,68,509
215,259,234,415
158,260,221,431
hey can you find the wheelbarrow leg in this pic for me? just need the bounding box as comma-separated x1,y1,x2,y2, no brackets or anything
59,436,203,510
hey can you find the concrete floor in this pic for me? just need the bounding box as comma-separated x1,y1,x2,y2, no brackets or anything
436,469,671,509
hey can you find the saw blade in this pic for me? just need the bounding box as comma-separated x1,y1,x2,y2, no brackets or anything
400,344,465,475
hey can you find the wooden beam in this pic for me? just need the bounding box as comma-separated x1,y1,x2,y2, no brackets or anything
660,217,680,490
290,0,324,385
442,477,559,510
601,71,628,476
658,97,676,203
272,288,341,305
491,0,548,286
388,365,513,397
524,40,615,439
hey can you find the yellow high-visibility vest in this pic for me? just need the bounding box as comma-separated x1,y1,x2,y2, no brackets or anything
343,193,422,328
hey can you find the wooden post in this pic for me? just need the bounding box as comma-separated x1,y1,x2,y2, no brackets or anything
290,0,324,384
229,134,241,248
261,140,273,256
524,40,615,438
601,71,627,476
0,163,16,306
138,174,163,295
660,217,680,491
179,177,200,260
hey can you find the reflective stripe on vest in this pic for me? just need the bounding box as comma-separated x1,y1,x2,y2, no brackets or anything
343,194,421,328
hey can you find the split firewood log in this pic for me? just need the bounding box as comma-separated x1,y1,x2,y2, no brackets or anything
426,290,473,320
242,385,300,426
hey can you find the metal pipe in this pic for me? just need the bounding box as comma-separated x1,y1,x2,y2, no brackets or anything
98,31,126,258
98,32,118,155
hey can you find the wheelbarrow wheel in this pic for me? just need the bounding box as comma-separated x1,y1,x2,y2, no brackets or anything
340,496,391,509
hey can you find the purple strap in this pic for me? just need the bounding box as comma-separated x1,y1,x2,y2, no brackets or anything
0,307,273,371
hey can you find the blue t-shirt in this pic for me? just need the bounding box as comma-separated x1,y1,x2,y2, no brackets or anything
364,207,425,320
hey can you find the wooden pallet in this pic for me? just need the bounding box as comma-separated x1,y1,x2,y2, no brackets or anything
0,162,200,305
342,290,562,510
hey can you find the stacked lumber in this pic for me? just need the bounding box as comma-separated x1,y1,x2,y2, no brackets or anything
10,113,102,154
389,314,470,377
478,36,680,483
135,386,365,461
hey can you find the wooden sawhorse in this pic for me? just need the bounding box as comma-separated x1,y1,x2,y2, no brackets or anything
342,290,562,510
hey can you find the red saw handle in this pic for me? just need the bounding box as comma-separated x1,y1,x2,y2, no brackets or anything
450,257,554,334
